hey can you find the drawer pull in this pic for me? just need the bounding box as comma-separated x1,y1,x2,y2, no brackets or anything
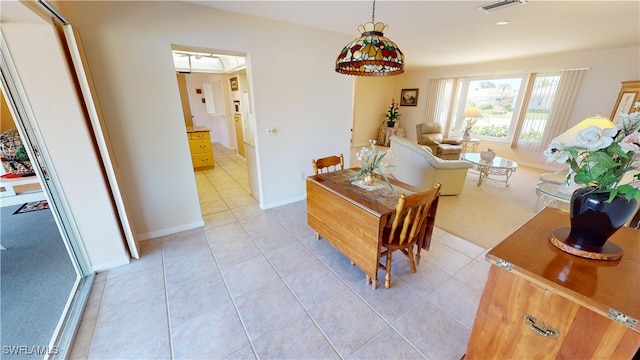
524,314,559,339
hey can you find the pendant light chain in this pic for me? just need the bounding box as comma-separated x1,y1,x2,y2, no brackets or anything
372,0,376,23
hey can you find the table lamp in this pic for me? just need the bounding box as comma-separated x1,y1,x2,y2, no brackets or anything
462,107,483,140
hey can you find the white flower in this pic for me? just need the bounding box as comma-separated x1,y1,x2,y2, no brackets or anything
620,132,640,153
543,141,570,163
574,126,616,151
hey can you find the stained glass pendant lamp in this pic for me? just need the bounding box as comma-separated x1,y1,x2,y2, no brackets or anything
335,0,404,77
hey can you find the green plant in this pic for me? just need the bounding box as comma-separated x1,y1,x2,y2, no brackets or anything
544,103,640,202
382,99,401,125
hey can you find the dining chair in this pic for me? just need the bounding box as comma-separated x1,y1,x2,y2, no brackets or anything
311,154,344,175
377,184,441,289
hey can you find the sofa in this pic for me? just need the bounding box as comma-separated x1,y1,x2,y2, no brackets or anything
389,136,472,195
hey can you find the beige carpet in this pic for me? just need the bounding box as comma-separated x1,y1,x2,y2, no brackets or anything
436,165,543,249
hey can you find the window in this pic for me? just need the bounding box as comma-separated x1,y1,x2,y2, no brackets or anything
457,77,526,141
518,74,561,145
429,69,586,150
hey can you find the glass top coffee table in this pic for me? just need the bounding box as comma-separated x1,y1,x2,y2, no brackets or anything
462,153,518,187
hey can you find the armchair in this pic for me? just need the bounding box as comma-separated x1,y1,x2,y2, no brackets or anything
389,136,472,195
416,122,463,160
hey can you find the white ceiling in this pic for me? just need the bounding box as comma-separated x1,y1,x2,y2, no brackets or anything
184,0,640,68
3,1,638,69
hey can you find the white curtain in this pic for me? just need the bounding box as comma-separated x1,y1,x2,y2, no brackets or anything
521,69,586,150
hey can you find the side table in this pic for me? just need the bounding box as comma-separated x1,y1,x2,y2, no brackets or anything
460,138,480,153
377,127,405,147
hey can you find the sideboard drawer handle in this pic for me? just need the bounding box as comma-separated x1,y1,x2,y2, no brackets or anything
524,314,559,339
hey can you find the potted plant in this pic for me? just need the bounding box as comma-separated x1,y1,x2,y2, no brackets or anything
383,99,401,127
543,103,640,251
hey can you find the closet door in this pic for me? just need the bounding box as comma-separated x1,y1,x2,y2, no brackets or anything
62,25,139,259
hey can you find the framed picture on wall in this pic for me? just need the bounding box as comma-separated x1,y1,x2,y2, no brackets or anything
230,77,239,91
610,80,640,121
400,88,419,106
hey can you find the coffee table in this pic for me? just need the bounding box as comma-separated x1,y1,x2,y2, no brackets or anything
462,153,518,187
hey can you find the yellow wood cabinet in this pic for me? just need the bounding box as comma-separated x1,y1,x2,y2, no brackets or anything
465,208,640,359
187,127,214,169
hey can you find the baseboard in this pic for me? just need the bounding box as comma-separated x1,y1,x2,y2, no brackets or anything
136,219,206,241
92,255,130,272
262,194,306,210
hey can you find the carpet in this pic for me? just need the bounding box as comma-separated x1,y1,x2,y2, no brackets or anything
1,203,77,356
435,165,542,250
13,200,49,214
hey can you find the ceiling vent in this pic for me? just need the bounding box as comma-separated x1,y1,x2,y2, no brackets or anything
479,0,527,13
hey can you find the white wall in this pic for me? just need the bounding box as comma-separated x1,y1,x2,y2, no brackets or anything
56,0,354,241
1,19,129,270
355,45,640,169
184,72,231,146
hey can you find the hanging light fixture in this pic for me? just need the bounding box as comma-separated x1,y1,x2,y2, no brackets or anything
335,0,404,77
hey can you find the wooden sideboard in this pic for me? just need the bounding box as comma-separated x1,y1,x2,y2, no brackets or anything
187,126,214,169
465,207,640,359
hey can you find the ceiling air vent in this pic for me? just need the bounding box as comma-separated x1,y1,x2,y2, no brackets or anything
479,0,527,13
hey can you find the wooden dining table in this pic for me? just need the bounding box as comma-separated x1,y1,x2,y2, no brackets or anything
306,168,439,289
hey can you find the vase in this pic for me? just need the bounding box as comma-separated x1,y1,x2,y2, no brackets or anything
362,173,375,186
567,187,638,251
480,149,495,161
387,121,395,128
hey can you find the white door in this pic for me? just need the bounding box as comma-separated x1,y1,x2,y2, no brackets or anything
62,25,139,259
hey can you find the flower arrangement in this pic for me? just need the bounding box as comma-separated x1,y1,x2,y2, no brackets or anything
383,99,401,127
543,103,640,202
352,140,393,189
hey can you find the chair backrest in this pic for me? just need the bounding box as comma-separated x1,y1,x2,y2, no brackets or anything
384,184,441,247
416,123,444,145
419,122,442,135
312,154,344,175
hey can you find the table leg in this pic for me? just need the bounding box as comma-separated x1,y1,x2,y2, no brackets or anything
477,166,488,186
505,168,515,187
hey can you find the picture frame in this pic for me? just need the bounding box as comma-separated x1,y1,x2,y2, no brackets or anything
400,88,419,106
230,77,239,91
610,80,640,121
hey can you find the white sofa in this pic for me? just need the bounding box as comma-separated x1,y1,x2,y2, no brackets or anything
389,136,472,195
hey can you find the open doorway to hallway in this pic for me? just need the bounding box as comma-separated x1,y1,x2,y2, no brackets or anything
170,47,258,203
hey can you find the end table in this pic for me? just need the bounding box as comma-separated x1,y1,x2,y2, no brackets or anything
377,127,405,147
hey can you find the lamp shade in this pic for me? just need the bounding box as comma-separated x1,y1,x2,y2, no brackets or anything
552,115,615,145
462,107,483,118
335,22,404,77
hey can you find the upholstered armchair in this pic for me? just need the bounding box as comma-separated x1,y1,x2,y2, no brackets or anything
389,136,472,195
416,122,463,160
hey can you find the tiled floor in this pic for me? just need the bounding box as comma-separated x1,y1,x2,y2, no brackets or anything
70,143,491,360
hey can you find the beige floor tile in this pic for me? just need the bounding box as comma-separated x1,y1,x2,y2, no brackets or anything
426,277,483,329
308,290,388,359
234,282,306,341
170,303,249,359
392,300,469,360
424,240,474,275
349,326,425,359
252,314,339,359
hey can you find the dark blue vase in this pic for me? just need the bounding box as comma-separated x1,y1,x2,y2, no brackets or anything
568,187,638,251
